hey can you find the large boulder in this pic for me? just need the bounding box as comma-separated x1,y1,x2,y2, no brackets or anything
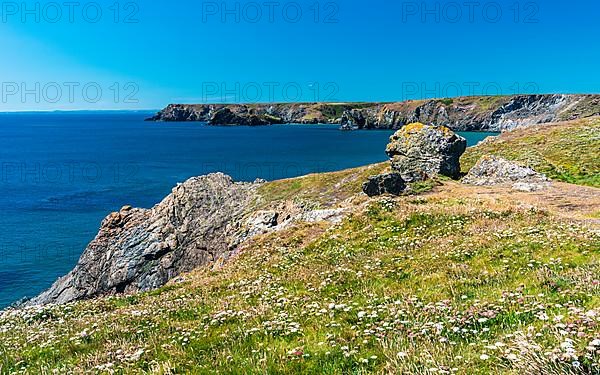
27,173,262,305
362,173,406,197
462,155,550,191
386,123,467,182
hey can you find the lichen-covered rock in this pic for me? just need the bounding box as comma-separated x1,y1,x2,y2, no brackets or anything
462,155,550,191
362,173,406,197
386,123,467,182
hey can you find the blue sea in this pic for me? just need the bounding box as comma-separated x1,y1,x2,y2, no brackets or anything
0,112,497,308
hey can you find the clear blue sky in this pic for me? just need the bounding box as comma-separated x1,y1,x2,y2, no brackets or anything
1,0,598,110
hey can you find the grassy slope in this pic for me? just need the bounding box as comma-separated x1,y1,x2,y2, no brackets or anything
1,120,599,374
462,116,600,188
256,162,389,207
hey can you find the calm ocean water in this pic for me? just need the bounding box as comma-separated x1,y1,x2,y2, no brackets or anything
0,112,497,308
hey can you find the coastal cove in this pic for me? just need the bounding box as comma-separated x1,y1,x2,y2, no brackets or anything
0,112,497,308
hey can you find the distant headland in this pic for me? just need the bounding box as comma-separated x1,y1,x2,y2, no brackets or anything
147,94,600,132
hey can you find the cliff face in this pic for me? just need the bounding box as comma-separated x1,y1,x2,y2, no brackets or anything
28,174,262,305
27,173,349,306
147,103,359,125
147,94,600,132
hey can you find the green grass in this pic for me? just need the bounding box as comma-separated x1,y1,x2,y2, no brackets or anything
470,96,510,112
1,117,599,374
1,194,598,374
257,162,390,207
462,117,600,187
256,163,439,208
558,96,600,121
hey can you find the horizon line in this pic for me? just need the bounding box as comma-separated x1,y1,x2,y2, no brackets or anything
0,109,160,114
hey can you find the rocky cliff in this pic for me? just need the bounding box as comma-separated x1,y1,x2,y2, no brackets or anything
27,173,348,306
147,94,600,132
5,117,600,374
28,174,262,305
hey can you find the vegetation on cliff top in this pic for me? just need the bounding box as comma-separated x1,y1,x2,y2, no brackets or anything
1,118,599,374
462,116,600,188
153,95,600,131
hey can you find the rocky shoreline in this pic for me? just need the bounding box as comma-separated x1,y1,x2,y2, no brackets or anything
147,94,600,132
25,174,349,306
27,118,586,307
26,174,262,305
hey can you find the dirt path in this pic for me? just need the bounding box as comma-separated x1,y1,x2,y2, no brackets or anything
434,181,600,225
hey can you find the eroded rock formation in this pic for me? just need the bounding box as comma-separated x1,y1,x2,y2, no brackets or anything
28,174,261,305
362,123,467,196
386,123,467,182
27,173,351,306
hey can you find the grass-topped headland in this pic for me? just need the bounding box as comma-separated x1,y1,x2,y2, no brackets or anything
462,116,600,188
1,117,599,374
148,94,600,132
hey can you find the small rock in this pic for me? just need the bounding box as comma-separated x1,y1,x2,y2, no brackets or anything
340,122,358,131
362,173,406,197
248,211,279,227
300,208,347,224
245,211,280,236
462,155,550,191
